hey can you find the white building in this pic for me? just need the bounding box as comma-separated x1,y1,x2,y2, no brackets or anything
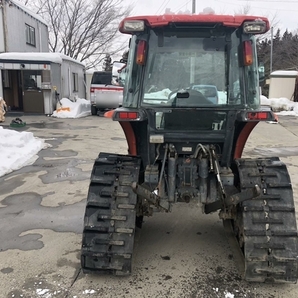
0,0,49,53
0,52,86,114
0,1,87,114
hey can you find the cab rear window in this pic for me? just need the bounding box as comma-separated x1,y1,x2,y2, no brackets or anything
91,72,112,85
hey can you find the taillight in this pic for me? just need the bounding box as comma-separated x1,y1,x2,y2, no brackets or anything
104,110,115,118
247,112,268,120
90,87,95,93
243,40,253,66
118,112,139,119
136,40,147,65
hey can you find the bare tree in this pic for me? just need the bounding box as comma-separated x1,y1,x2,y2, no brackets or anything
234,3,251,15
20,0,132,69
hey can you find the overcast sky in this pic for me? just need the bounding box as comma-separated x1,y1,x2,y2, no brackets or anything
127,0,298,32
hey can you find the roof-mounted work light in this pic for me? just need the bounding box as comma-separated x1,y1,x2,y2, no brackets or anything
243,20,267,34
123,20,145,32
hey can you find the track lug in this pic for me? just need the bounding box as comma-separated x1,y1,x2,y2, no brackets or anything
81,153,141,275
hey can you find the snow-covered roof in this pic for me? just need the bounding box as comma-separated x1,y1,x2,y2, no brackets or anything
271,70,298,77
10,0,48,27
0,52,85,67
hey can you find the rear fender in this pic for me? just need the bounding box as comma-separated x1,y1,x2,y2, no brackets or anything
104,109,138,156
234,121,258,159
119,121,137,156
234,109,277,159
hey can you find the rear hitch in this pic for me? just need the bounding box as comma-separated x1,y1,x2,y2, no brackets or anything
225,184,261,206
131,182,170,211
205,184,261,214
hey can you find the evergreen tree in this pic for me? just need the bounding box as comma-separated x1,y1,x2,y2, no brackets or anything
103,54,112,71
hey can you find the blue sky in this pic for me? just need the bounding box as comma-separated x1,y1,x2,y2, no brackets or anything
127,0,298,32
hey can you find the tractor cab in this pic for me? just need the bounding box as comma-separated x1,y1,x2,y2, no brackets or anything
112,15,274,166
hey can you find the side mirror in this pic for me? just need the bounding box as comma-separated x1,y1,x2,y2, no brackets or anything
177,89,190,98
112,61,127,86
258,62,265,86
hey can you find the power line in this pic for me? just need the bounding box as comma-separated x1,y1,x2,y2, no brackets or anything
155,0,171,14
155,0,167,14
214,0,298,13
173,0,192,13
238,0,298,2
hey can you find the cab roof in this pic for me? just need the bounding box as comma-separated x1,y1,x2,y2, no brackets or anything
119,14,270,34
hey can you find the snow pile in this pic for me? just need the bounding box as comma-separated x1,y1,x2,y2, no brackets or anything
52,98,91,118
218,91,227,104
0,126,46,177
144,88,172,99
261,95,298,115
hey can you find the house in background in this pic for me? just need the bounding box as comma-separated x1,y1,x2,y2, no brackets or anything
0,52,86,114
269,70,298,101
0,0,86,114
0,0,49,53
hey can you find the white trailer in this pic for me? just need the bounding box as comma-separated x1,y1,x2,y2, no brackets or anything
0,52,86,114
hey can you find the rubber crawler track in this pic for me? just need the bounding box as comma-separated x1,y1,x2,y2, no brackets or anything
235,157,298,283
81,153,141,275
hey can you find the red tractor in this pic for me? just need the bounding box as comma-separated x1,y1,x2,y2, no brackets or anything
81,14,298,283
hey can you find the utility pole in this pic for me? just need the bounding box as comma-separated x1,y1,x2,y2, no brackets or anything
192,0,196,14
190,0,196,84
270,27,273,74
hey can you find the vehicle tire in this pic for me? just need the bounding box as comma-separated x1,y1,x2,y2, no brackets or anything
91,106,97,116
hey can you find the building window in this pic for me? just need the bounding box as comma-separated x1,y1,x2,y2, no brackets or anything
24,71,42,90
25,24,36,46
3,70,11,88
73,73,78,92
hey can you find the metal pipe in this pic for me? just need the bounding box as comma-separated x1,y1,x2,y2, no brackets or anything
270,27,273,74
158,144,168,189
211,148,226,198
168,151,177,202
199,158,208,203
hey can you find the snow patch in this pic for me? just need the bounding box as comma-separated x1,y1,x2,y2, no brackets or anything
261,95,297,113
83,289,96,294
52,98,91,118
36,289,51,297
0,126,46,177
224,292,235,298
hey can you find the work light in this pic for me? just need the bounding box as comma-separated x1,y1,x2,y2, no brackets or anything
123,20,145,32
243,20,267,34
